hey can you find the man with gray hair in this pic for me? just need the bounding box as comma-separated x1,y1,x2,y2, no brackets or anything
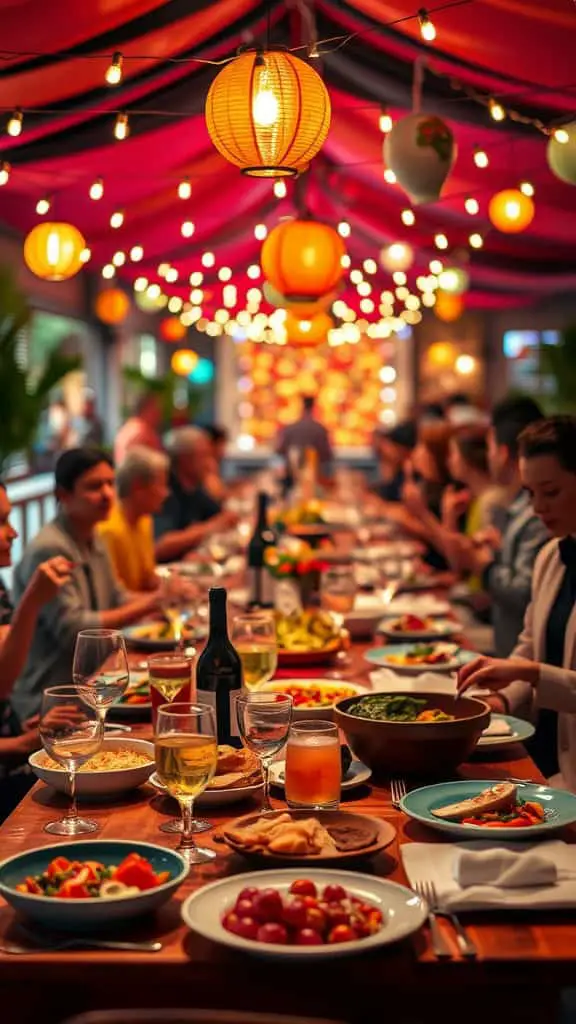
154,427,238,563
97,446,170,591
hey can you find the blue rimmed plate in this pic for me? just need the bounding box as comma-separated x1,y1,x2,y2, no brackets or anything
400,780,576,841
365,643,477,673
476,714,536,749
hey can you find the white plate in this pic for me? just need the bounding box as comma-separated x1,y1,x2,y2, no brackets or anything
259,678,368,718
377,596,451,618
269,759,372,791
181,868,426,959
379,618,461,642
365,644,477,674
476,714,536,749
29,739,155,798
148,771,264,808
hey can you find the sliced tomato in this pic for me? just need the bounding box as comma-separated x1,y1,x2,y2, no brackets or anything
46,856,71,878
57,867,93,898
112,854,159,890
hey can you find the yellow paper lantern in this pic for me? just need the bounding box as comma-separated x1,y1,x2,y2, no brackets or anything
94,288,130,325
284,311,333,348
205,50,330,177
262,220,345,300
428,340,456,366
24,222,86,281
488,189,535,233
434,291,464,323
171,349,199,376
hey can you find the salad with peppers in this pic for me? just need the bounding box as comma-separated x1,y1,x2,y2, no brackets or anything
15,852,171,899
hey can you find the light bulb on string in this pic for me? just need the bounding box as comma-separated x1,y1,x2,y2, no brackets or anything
165,268,179,283
489,98,506,122
474,147,489,168
363,258,377,275
110,210,124,229
130,245,143,262
181,220,195,238
338,221,351,238
158,263,170,278
201,251,215,268
520,181,535,197
247,264,261,279
89,178,104,200
379,110,393,133
105,52,123,86
112,250,126,267
35,196,51,216
341,254,351,269
465,197,479,215
553,128,569,144
418,9,436,42
102,264,115,279
434,233,448,250
273,180,287,199
168,296,183,314
218,266,232,282
189,271,203,286
383,168,397,184
178,179,192,200
401,209,415,226
114,112,129,141
254,224,267,240
6,108,23,137
469,233,484,249
80,247,91,264
0,161,10,186
429,259,443,274
134,277,148,292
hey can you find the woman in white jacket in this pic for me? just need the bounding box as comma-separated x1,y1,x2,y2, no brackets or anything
458,416,576,792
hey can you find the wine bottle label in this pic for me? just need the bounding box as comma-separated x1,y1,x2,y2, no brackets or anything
274,579,303,616
247,567,274,608
198,689,240,742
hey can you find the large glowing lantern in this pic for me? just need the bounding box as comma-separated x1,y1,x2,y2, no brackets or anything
428,341,456,367
488,189,535,233
160,317,187,343
437,266,469,295
547,123,576,186
94,288,130,325
171,349,198,376
24,222,86,281
384,113,456,204
434,291,464,323
380,242,414,273
205,50,331,177
284,311,333,347
261,220,345,301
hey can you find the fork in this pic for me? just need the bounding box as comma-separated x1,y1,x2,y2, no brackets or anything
413,880,453,959
0,937,162,955
390,777,407,808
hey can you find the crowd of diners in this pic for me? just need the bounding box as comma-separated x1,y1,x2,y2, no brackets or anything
0,390,575,816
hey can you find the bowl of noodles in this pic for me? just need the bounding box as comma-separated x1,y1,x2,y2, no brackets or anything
29,738,155,798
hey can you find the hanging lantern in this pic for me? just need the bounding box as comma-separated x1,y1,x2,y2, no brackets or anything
261,219,345,301
384,113,456,204
94,288,130,325
171,349,199,376
160,317,187,343
380,242,414,273
434,291,464,323
24,222,86,281
284,311,333,348
488,189,535,233
427,341,456,367
262,279,337,317
547,123,576,186
205,50,331,177
437,267,469,295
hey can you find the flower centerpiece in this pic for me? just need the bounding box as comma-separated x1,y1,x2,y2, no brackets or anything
264,539,329,611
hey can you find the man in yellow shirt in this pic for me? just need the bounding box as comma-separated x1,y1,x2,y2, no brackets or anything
98,446,169,591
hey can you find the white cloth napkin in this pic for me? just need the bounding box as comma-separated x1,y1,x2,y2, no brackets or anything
482,717,513,737
378,595,450,617
402,840,576,911
370,669,456,694
455,848,558,888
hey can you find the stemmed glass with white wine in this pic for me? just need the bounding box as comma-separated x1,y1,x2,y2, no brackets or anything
39,685,104,835
72,628,129,724
231,611,278,691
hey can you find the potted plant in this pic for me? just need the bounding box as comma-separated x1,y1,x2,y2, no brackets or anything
539,325,576,414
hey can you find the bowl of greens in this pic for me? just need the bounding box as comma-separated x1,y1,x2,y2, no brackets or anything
333,692,490,779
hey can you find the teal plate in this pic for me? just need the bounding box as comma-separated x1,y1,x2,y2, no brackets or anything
476,714,536,749
364,643,477,673
400,780,576,841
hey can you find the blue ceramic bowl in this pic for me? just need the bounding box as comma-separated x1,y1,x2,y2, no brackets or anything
0,840,188,931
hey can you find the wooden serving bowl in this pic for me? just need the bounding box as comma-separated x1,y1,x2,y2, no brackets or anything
333,692,490,779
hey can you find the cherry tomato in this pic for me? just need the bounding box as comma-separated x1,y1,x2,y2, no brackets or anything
282,898,308,929
323,884,347,903
294,927,324,946
252,888,284,923
222,911,242,935
305,906,327,934
236,916,259,940
257,922,289,944
328,924,356,944
289,879,317,898
302,895,319,909
235,898,255,918
324,902,351,927
237,886,259,903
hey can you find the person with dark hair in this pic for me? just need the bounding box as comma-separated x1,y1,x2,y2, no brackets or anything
276,395,333,478
114,391,163,464
444,431,505,534
10,448,162,722
459,415,576,791
203,424,229,503
373,421,416,502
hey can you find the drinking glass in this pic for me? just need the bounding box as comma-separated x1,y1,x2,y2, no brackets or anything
285,720,341,811
231,612,278,692
154,703,218,865
148,652,195,726
237,692,293,813
320,564,356,622
39,685,104,835
73,628,129,724
156,567,197,649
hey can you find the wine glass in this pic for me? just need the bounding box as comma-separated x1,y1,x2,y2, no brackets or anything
237,692,293,813
231,612,278,692
73,628,129,724
39,685,104,835
320,564,356,624
154,703,218,865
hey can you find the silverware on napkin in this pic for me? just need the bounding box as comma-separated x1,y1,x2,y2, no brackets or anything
413,880,453,959
414,880,477,959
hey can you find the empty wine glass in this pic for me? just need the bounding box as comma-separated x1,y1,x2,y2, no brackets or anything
231,612,278,692
320,564,356,623
237,692,293,813
73,629,129,724
39,685,104,835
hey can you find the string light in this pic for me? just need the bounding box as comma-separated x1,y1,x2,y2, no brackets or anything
110,210,124,229
363,258,377,275
80,247,91,264
337,221,351,238
6,108,23,137
158,263,170,277
201,251,215,268
379,111,393,133
465,197,479,215
112,250,126,267
254,224,267,240
401,209,415,226
181,220,195,238
489,98,506,122
105,52,123,86
134,277,148,292
165,268,179,283
89,178,104,200
114,112,129,140
177,179,192,199
473,147,489,168
434,233,449,250
418,9,436,42
553,127,569,144
35,196,51,215
0,161,11,186
147,283,161,300
469,232,484,249
429,259,443,274
189,271,203,286
168,296,183,313
247,264,261,279
350,269,363,285
341,254,351,269
218,266,232,282
273,180,287,199
383,168,397,184
102,264,115,279
392,271,407,286
130,245,143,262
520,181,535,197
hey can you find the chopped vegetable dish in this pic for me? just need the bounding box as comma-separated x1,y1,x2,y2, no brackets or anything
15,852,171,899
347,695,454,723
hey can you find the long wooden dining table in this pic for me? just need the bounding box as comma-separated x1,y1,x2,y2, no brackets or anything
0,623,574,1024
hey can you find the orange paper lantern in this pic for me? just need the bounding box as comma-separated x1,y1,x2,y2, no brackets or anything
160,317,187,343
24,221,86,281
94,288,130,325
488,189,535,233
434,291,464,323
284,311,333,347
171,349,198,376
205,50,330,178
262,220,345,301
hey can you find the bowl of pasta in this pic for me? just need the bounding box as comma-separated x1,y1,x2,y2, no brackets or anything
29,738,155,798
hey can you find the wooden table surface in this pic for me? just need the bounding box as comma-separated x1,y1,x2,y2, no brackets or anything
0,632,574,1024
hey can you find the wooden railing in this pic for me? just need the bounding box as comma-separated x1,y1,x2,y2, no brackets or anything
5,473,56,575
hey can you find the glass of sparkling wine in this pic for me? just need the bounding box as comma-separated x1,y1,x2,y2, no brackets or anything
154,703,218,865
39,685,104,835
231,612,278,691
237,692,293,813
72,629,129,724
285,719,341,811
148,652,195,728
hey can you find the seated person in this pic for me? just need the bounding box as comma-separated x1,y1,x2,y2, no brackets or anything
373,420,416,503
98,446,170,591
203,424,229,503
399,422,456,571
154,427,237,563
10,448,162,723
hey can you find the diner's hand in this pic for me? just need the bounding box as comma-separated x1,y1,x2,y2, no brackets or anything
28,557,74,604
457,655,539,693
441,485,471,528
213,509,240,531
401,466,426,518
441,531,476,572
473,525,502,551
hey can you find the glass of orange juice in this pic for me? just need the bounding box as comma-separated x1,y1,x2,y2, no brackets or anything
284,720,341,811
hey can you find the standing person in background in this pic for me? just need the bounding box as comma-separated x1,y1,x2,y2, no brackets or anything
276,395,334,482
75,391,104,448
114,392,163,464
373,420,417,503
203,424,229,503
